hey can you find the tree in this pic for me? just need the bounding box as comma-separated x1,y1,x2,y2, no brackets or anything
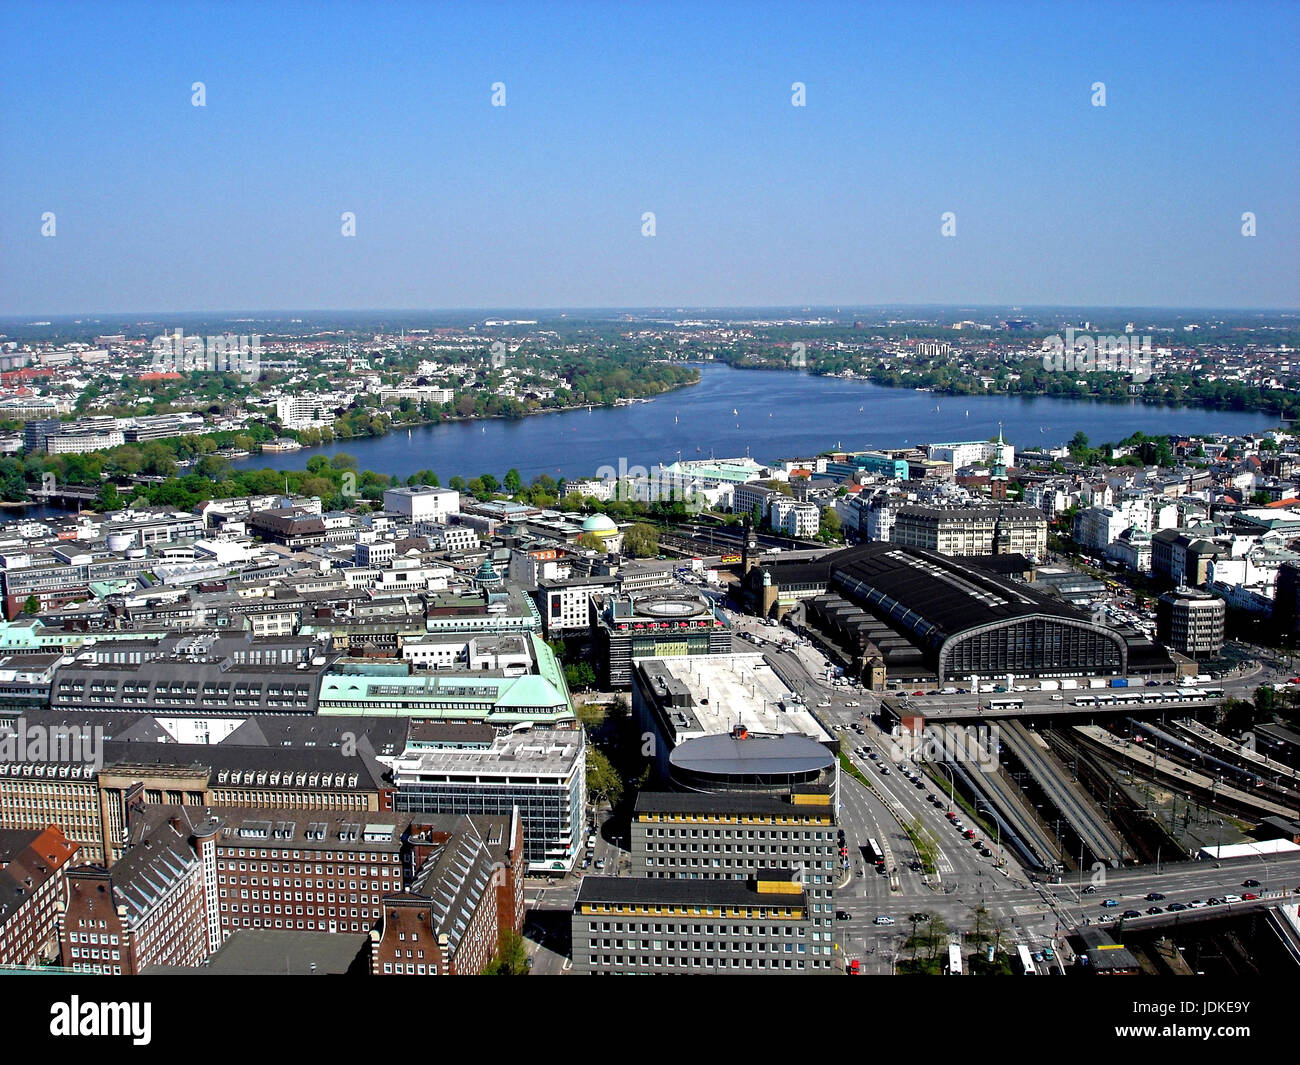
820,506,843,542
95,482,123,512
586,747,623,808
576,532,606,552
565,661,596,691
22,595,39,615
622,523,659,559
504,468,522,494
751,502,764,530
481,929,529,975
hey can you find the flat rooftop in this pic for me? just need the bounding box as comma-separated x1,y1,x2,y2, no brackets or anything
638,653,831,744
391,728,584,780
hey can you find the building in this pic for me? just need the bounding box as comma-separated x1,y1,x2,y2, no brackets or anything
371,809,524,975
0,825,79,967
275,393,343,431
591,591,732,689
632,653,837,799
770,498,820,538
382,485,460,524
206,808,414,942
927,438,1014,472
1156,588,1225,658
391,727,585,874
572,871,832,974
57,813,209,974
534,574,617,636
48,633,339,717
890,504,1047,561
804,542,1135,684
630,790,837,882
316,638,574,727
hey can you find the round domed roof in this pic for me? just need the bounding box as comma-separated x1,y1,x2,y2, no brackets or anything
581,513,618,534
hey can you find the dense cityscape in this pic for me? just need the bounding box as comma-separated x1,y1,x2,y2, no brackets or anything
2,0,1296,1048
1,309,1299,986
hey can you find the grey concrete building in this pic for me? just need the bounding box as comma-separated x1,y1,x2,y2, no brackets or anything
572,871,833,974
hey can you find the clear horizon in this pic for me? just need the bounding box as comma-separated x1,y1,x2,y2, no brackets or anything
2,0,1297,316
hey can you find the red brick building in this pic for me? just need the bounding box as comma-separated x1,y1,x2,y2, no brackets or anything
0,825,79,967
57,815,208,975
372,809,524,975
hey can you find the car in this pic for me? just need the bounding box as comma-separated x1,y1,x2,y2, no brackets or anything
1122,910,1142,919
1242,879,1260,888
846,700,860,707
1081,885,1097,894
1166,901,1187,911
868,751,878,759
817,701,831,708
1032,951,1044,963
848,959,861,974
594,858,606,870
873,915,895,925
580,858,590,869
1188,899,1206,909
1223,894,1243,904
913,779,926,789
926,794,937,803
879,766,890,775
912,690,926,696
979,847,992,857
1050,694,1064,701
835,910,852,921
1145,892,1165,901
971,839,983,848
1101,899,1119,908
1243,892,1259,900
963,829,976,839
945,811,957,820
1043,947,1055,960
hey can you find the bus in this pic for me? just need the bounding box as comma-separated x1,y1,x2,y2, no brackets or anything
1016,944,1038,976
863,838,885,867
988,698,1024,711
1203,688,1225,699
947,943,963,975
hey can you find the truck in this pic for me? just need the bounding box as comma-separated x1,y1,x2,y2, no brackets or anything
1110,677,1128,688
1060,678,1079,690
1194,674,1211,684
1038,680,1060,692
1088,678,1106,689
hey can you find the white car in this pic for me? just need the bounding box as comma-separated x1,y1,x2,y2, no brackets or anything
1223,894,1243,904
873,915,895,925
846,700,860,707
818,701,831,708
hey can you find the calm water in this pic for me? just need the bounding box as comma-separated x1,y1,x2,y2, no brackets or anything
230,364,1279,483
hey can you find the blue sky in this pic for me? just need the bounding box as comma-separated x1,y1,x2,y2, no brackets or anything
1,0,1296,315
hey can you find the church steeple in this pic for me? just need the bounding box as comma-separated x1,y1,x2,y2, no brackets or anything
989,422,1008,499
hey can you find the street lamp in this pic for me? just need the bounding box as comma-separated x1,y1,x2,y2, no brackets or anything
975,799,1002,865
935,762,956,812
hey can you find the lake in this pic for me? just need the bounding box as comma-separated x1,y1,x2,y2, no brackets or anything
229,364,1279,483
